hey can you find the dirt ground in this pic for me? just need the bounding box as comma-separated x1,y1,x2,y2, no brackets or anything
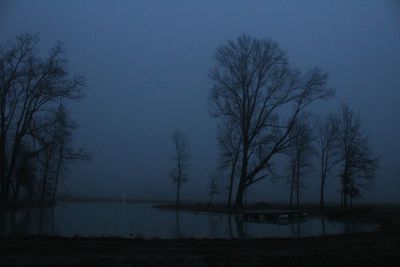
0,232,399,267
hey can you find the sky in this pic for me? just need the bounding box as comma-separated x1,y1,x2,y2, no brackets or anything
0,0,399,203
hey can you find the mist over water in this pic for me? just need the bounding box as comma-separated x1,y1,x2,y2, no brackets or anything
0,1,399,204
1,4,400,267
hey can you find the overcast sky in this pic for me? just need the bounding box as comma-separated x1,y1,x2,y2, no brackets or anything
1,0,399,203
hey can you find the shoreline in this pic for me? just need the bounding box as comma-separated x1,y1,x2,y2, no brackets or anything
0,203,399,266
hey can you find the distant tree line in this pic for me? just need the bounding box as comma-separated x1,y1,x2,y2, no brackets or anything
0,34,89,206
208,35,379,209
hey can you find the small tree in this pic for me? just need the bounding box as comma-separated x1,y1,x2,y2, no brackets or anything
169,130,190,209
333,104,379,208
208,171,221,204
316,114,340,209
285,116,314,209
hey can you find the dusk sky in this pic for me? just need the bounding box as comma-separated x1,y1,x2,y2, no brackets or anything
1,0,399,203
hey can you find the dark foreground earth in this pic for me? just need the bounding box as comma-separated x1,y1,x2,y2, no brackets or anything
1,232,399,267
1,204,399,267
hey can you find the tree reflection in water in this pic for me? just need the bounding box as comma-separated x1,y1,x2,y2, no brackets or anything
0,204,377,238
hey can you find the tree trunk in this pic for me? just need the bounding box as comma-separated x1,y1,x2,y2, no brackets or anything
296,157,300,209
4,136,23,202
289,163,295,209
296,182,300,209
0,145,6,202
350,183,353,208
52,150,63,203
234,178,245,208
227,215,233,239
234,140,248,208
319,174,325,210
227,162,236,207
175,209,180,239
0,135,5,201
319,153,326,210
40,153,51,205
342,157,350,209
176,183,181,210
227,178,233,207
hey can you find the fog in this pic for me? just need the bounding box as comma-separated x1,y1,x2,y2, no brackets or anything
1,0,399,203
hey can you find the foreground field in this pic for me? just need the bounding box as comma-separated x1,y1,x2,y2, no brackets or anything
0,232,399,267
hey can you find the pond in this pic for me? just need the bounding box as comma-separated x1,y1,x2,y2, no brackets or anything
0,201,378,239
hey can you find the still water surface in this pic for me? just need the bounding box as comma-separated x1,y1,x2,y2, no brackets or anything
0,202,378,238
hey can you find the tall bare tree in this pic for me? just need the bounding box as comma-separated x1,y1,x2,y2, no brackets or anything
316,114,339,209
170,130,190,209
333,104,379,208
0,34,84,203
209,35,333,207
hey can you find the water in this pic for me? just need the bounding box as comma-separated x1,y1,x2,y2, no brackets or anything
0,202,378,238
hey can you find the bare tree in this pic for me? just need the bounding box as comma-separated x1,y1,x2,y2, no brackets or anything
316,114,340,209
333,104,379,208
285,116,314,209
0,34,84,203
209,35,333,207
169,130,190,209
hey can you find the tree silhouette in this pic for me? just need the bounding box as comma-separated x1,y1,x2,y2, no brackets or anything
208,171,221,204
286,116,314,209
209,35,333,207
333,104,379,208
0,33,85,204
169,130,190,209
316,114,340,209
